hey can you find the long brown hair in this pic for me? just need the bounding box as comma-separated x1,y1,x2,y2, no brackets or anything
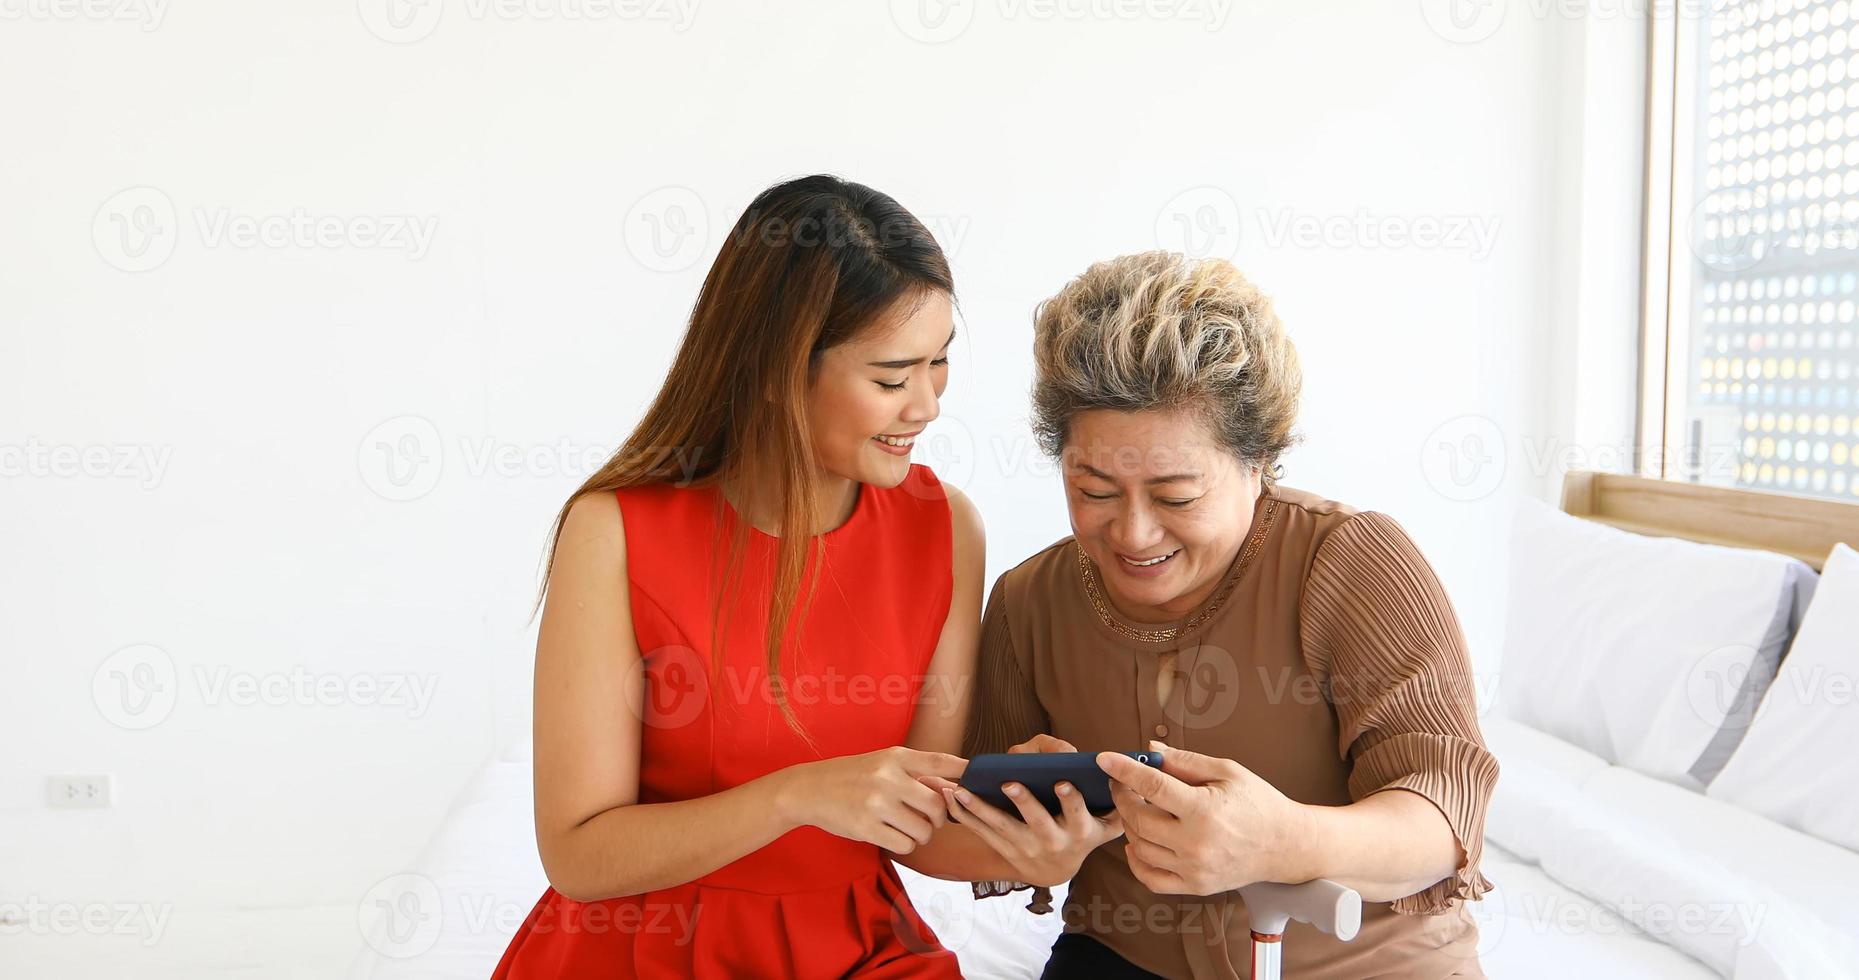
534,175,954,744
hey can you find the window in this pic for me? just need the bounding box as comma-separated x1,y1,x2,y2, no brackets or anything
1645,0,1859,500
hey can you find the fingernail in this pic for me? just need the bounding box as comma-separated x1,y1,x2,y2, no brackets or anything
1056,783,1071,795
955,789,972,803
1003,784,1020,796
1148,740,1164,750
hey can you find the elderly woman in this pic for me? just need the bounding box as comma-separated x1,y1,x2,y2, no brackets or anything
929,251,1496,979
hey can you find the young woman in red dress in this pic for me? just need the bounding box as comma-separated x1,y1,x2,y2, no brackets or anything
490,175,985,978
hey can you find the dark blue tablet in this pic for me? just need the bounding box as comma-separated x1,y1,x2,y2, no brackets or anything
957,750,1164,818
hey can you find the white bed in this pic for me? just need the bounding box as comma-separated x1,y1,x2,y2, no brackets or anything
345,745,1724,980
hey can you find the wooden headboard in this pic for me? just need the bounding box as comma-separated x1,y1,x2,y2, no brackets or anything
1560,471,1859,571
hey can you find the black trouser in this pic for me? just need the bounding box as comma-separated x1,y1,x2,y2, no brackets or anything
1039,933,1168,979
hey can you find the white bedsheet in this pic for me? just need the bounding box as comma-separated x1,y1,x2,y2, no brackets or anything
348,752,1722,979
1480,714,1859,980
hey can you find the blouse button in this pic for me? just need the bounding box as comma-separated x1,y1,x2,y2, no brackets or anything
1153,724,1169,738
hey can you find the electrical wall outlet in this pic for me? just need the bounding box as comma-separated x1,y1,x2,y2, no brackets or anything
47,774,114,809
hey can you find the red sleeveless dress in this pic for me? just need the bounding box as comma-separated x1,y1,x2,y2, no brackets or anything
491,464,964,979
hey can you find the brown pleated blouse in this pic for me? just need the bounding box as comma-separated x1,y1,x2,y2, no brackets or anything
962,482,1497,980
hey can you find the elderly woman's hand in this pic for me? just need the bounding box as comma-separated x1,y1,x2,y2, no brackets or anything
943,733,1125,887
1006,733,1075,755
1096,742,1310,896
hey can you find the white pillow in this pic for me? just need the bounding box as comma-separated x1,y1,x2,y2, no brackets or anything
1708,542,1859,852
1500,499,1815,788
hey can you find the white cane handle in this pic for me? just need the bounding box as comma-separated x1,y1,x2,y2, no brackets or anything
1237,878,1362,941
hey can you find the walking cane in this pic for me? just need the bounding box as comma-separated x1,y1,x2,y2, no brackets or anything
1235,878,1361,979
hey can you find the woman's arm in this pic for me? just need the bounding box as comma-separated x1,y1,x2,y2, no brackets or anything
533,492,962,902
1101,743,1455,902
897,822,1021,882
532,492,802,901
1279,789,1464,903
1296,510,1499,913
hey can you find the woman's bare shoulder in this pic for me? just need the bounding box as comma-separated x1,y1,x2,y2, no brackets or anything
554,490,628,582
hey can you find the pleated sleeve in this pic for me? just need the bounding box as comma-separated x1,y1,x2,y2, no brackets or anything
1298,511,1499,915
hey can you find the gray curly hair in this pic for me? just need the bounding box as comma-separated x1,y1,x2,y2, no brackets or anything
1029,250,1302,484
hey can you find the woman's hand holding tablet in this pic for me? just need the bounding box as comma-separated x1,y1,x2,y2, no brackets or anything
958,746,1164,816
941,734,1135,888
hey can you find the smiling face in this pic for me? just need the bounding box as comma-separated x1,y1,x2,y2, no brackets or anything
806,289,955,489
1063,406,1263,623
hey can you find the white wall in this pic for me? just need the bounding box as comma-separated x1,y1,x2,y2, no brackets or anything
0,1,1640,975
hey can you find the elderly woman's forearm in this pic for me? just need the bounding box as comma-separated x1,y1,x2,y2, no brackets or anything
1281,789,1463,903
893,822,1019,881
